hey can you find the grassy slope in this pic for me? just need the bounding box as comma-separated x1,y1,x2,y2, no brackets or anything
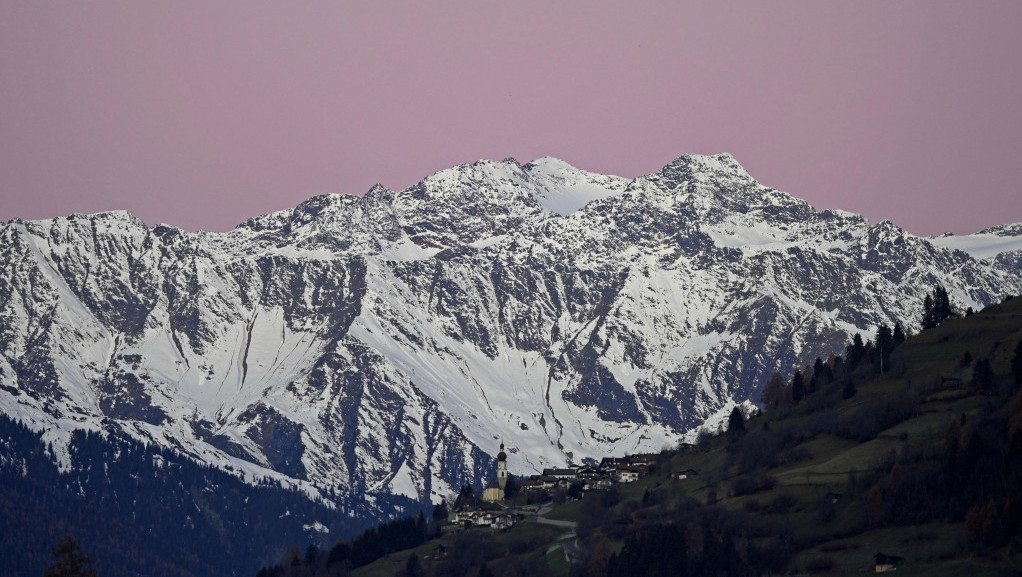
349,297,1022,577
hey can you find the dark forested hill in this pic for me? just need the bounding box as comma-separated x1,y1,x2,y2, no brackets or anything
0,416,422,577
263,293,1022,577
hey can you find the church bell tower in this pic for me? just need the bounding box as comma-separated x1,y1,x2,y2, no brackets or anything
497,442,507,490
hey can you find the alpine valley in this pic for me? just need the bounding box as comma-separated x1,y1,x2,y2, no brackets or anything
2,153,1021,574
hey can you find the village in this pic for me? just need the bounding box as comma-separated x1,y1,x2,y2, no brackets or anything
447,445,692,531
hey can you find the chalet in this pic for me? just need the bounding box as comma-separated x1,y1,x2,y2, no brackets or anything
583,476,615,491
616,466,642,483
471,511,515,530
874,552,905,572
453,505,480,524
599,457,626,470
574,466,600,480
518,477,543,492
531,475,563,490
600,454,658,472
488,513,515,530
625,453,659,467
542,468,577,480
675,468,698,480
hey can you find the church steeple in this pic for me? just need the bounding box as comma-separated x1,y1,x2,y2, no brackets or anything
497,442,507,491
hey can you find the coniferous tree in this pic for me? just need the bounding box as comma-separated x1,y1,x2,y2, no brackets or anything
842,379,857,400
432,499,449,522
791,372,806,403
972,358,995,393
922,293,936,330
402,552,424,577
1012,340,1022,386
43,537,98,577
935,285,954,323
893,321,906,347
304,544,319,566
846,333,866,370
454,484,476,509
961,351,973,367
875,324,894,373
504,473,518,499
922,285,955,329
760,372,787,410
811,357,826,392
727,406,746,441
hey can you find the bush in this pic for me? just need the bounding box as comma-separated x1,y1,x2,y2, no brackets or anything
804,555,835,573
730,472,777,496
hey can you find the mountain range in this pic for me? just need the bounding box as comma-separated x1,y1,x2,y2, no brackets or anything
2,152,1021,534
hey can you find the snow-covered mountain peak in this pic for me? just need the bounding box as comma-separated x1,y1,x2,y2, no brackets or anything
364,183,395,203
978,222,1022,237
663,152,753,180
927,224,1022,260
522,156,630,215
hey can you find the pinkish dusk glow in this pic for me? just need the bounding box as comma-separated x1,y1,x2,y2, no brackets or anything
2,1,1020,235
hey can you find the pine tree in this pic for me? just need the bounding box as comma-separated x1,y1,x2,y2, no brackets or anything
846,333,866,370
1012,340,1022,386
811,357,825,392
791,372,806,403
922,293,936,330
432,499,449,522
842,379,857,400
875,324,894,373
402,552,424,577
727,406,746,441
760,372,787,409
454,484,476,509
935,285,954,323
893,321,906,347
922,285,955,329
504,473,518,498
971,358,995,393
43,537,98,577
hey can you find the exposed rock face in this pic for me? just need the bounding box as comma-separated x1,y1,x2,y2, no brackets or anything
1,153,1020,513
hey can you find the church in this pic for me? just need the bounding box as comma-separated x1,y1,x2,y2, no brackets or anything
481,443,508,502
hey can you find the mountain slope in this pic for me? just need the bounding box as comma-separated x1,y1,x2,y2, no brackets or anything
1,153,1020,524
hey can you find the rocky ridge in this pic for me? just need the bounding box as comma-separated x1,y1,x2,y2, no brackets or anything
1,153,1020,515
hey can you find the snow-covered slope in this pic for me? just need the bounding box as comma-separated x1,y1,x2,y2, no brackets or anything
928,225,1022,260
1,153,1020,514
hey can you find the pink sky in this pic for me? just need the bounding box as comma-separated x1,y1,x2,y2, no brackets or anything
2,1,1021,236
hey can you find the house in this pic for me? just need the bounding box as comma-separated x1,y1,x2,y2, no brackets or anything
535,476,562,490
940,376,963,388
583,476,615,491
575,466,600,480
518,477,543,492
488,513,515,530
616,467,642,483
453,505,479,524
874,552,905,572
625,453,659,467
675,468,698,480
542,468,578,480
599,457,626,471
